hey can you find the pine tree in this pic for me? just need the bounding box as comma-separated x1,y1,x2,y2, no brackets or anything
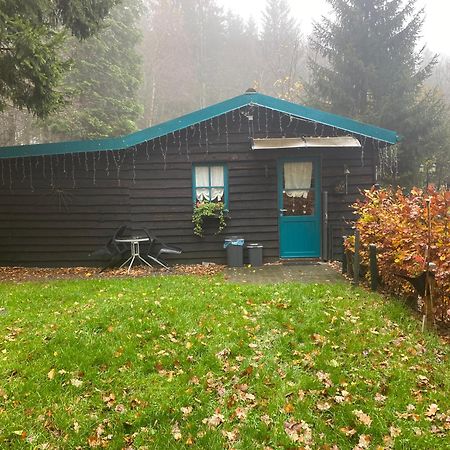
178,0,226,108
307,0,447,183
43,1,143,140
260,0,304,99
217,13,261,99
0,0,120,117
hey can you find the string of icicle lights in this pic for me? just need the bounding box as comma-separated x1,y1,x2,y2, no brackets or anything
0,105,395,192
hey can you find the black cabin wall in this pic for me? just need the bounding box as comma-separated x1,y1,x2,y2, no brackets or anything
0,108,376,267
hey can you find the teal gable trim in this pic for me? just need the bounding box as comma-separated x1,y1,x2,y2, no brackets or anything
250,93,400,146
0,92,400,159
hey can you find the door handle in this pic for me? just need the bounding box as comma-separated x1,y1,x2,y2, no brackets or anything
279,209,287,216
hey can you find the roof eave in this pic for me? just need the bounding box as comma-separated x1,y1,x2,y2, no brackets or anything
0,93,400,159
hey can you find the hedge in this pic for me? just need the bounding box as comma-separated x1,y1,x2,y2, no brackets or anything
346,187,449,323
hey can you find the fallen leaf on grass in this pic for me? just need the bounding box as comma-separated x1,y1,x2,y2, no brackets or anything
87,421,112,448
261,414,272,426
114,404,125,413
13,431,27,440
340,427,357,437
353,410,372,427
354,434,371,449
334,390,350,404
189,376,200,385
234,407,248,421
70,378,83,388
283,403,294,414
47,369,56,380
172,422,182,441
311,333,327,346
390,426,401,437
216,348,231,360
0,387,7,399
425,404,439,417
317,371,333,388
317,401,332,411
202,411,224,428
240,366,253,377
102,393,116,407
181,406,193,417
222,428,239,442
284,420,313,444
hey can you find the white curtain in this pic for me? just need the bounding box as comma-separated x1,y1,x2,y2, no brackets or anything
195,166,210,201
210,166,224,186
210,166,224,201
284,162,313,198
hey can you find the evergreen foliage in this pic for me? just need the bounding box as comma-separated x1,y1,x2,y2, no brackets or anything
0,0,120,117
45,1,143,140
261,0,304,99
307,0,448,184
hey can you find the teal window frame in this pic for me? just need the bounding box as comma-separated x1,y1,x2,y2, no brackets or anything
192,164,228,208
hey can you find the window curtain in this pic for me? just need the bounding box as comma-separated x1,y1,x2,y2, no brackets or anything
284,162,313,198
195,166,210,201
210,166,224,201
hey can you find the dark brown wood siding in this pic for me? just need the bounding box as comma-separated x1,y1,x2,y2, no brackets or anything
0,108,377,267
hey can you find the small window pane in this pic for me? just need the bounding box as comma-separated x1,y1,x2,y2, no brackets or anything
211,188,224,201
283,162,314,216
196,188,210,201
210,166,224,186
283,191,315,216
195,166,209,187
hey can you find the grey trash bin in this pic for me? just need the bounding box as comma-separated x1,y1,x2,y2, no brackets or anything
247,243,263,267
224,236,245,267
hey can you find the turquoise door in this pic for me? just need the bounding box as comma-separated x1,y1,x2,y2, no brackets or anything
278,159,321,258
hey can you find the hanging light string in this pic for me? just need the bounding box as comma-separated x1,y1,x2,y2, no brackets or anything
71,153,76,188
29,158,34,192
0,106,394,192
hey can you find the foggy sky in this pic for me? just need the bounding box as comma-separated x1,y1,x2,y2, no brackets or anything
217,0,449,57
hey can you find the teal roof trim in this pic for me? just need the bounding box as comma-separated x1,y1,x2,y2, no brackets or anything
250,93,400,145
0,93,400,159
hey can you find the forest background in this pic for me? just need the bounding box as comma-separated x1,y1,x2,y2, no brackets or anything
1,0,449,186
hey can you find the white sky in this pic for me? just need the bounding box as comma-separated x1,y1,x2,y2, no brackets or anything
217,0,449,57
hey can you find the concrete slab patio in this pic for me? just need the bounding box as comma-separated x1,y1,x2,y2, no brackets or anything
224,262,345,284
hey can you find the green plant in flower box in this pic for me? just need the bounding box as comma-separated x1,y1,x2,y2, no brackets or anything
192,201,228,237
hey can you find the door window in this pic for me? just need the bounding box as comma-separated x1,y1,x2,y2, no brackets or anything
282,161,315,216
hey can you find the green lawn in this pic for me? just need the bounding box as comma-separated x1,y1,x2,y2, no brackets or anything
0,275,449,449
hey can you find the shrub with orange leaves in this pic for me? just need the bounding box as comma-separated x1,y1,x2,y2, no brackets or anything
346,187,449,322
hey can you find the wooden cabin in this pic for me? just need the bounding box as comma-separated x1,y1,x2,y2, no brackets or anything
0,91,399,267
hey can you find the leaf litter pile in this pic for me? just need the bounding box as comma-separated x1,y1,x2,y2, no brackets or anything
0,264,224,283
0,276,449,449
